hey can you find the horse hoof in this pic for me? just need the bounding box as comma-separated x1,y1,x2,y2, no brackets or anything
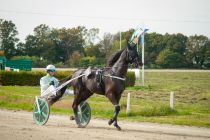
115,125,121,131
70,116,75,120
114,123,121,131
77,125,85,128
108,119,114,125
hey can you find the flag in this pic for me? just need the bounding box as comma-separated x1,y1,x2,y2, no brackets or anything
140,28,149,45
130,28,144,43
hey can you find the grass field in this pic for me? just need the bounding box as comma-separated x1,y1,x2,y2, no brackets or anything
0,70,210,127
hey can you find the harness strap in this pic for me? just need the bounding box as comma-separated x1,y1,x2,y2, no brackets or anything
103,74,125,81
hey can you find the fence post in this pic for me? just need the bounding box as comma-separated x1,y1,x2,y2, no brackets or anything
170,91,174,110
126,92,131,115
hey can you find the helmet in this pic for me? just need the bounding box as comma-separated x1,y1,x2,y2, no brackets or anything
46,64,56,71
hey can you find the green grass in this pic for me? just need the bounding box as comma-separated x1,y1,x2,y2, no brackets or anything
0,71,210,127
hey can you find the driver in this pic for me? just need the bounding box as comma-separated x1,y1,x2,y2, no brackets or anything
40,64,73,97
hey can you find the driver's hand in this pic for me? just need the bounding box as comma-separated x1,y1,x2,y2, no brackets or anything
49,81,54,86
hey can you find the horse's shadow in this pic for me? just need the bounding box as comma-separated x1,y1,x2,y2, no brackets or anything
85,125,127,132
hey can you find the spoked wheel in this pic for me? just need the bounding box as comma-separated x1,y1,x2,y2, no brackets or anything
33,97,50,125
76,101,91,127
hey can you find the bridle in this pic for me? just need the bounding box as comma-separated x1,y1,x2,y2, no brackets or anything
126,47,139,66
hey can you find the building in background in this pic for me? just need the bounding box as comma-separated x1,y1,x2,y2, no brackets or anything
0,56,32,71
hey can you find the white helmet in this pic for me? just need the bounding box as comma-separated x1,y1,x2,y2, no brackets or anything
46,64,56,71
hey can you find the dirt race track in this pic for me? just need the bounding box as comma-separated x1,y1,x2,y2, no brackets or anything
0,109,210,140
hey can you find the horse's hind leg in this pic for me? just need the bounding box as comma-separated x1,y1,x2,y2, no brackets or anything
72,89,92,127
48,86,67,106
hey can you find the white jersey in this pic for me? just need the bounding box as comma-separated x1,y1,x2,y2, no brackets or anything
40,74,74,96
40,74,59,94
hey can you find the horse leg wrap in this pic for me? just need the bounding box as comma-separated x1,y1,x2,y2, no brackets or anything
109,105,120,125
113,120,121,131
115,105,120,112
113,105,120,119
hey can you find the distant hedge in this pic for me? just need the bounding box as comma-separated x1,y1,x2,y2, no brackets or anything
0,71,73,86
125,72,136,87
0,71,135,87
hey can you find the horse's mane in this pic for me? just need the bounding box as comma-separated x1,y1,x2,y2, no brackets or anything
107,48,125,67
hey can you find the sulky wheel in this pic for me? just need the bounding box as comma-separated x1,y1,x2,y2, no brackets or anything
33,97,50,125
76,101,91,127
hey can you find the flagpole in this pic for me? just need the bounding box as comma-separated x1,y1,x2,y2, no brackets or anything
137,39,138,53
120,31,121,50
141,31,145,86
141,28,149,86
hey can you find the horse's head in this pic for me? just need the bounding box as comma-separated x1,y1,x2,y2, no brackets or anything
126,38,141,68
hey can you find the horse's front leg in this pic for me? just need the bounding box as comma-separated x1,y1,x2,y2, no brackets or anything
108,104,121,130
107,93,121,130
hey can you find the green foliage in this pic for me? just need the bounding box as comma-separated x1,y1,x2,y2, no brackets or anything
22,25,86,63
125,72,136,87
145,33,210,68
11,55,31,60
84,28,99,47
156,49,187,68
79,56,96,67
164,33,188,54
0,71,73,86
30,56,50,68
11,56,50,68
126,85,152,91
85,44,102,58
54,62,65,68
68,51,82,67
144,33,166,64
186,35,210,68
0,19,19,58
127,105,177,117
0,71,42,86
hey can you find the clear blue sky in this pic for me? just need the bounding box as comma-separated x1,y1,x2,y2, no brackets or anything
0,0,210,41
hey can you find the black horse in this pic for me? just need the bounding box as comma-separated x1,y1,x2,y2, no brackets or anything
49,41,140,130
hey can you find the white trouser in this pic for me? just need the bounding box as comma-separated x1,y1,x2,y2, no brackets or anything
41,86,74,97
41,85,57,97
65,89,74,95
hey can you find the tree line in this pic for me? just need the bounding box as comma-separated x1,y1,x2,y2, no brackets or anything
0,19,210,68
